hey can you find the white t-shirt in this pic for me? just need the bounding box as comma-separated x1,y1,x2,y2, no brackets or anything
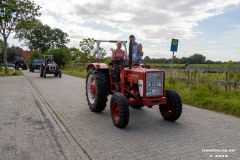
132,43,142,62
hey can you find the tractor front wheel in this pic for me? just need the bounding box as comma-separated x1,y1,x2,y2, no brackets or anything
159,90,182,122
86,70,108,112
110,93,129,128
58,71,62,78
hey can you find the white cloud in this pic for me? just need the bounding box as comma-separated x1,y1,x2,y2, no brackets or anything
6,0,240,61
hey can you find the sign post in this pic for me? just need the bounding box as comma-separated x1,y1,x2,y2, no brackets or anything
170,39,179,80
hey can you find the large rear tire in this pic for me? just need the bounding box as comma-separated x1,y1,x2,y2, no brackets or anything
86,70,108,112
110,93,129,128
58,70,62,78
159,90,182,122
40,65,43,77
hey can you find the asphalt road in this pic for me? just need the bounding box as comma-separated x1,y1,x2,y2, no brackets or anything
1,70,240,160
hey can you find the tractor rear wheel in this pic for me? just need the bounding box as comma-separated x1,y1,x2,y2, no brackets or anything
159,90,182,121
110,93,129,128
86,70,108,112
40,65,43,77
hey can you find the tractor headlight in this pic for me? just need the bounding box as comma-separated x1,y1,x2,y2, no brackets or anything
138,80,143,97
147,82,152,87
157,82,162,87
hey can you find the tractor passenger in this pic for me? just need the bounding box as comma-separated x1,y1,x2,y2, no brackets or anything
111,41,127,83
129,35,144,63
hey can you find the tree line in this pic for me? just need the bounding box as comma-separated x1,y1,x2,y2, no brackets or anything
0,38,107,69
143,54,235,64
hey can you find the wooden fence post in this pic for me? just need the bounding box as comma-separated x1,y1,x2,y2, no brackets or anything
225,68,228,91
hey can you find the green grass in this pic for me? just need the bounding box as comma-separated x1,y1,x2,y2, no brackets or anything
62,65,87,78
0,67,23,77
166,80,240,117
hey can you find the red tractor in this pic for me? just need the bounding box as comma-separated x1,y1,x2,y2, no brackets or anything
86,40,182,128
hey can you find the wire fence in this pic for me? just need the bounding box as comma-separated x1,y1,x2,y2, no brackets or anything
66,63,240,89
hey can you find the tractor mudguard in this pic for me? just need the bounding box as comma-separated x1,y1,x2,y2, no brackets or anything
86,63,109,71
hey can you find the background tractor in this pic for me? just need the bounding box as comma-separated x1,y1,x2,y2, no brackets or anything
14,55,27,70
40,55,62,78
29,58,43,72
86,40,182,128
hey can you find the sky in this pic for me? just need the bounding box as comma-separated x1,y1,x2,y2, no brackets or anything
8,0,240,61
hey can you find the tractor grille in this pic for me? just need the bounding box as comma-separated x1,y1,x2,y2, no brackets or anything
50,67,56,71
146,72,164,97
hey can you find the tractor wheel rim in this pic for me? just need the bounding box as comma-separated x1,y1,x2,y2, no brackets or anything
112,101,120,121
87,74,96,104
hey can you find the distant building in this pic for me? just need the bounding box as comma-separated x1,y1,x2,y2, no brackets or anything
15,47,32,62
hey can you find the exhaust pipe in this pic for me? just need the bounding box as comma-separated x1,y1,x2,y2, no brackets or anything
129,38,132,69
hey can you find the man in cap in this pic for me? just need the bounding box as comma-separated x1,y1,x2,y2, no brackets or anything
129,35,144,63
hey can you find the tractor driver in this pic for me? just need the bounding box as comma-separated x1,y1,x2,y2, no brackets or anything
111,41,128,83
129,35,144,63
45,59,51,70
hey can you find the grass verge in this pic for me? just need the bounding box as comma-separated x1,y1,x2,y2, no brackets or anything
0,68,23,77
166,80,240,117
62,65,87,78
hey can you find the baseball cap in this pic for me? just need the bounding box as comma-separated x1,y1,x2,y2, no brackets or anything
129,35,135,39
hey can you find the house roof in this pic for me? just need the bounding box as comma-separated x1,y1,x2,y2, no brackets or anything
16,47,32,62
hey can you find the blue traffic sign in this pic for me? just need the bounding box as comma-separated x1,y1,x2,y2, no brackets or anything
170,39,179,52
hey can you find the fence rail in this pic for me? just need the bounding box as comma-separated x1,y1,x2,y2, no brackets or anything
152,66,240,73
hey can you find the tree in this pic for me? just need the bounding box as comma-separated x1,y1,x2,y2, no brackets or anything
0,39,3,61
0,0,41,73
69,47,81,61
143,56,150,63
0,39,3,70
7,45,17,62
79,38,107,62
30,50,42,60
189,54,206,64
46,47,71,69
15,20,70,53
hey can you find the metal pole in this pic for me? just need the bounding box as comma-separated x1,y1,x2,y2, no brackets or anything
170,52,174,80
96,40,101,63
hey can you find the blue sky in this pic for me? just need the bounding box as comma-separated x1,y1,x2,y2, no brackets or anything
7,0,240,61
179,5,240,61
